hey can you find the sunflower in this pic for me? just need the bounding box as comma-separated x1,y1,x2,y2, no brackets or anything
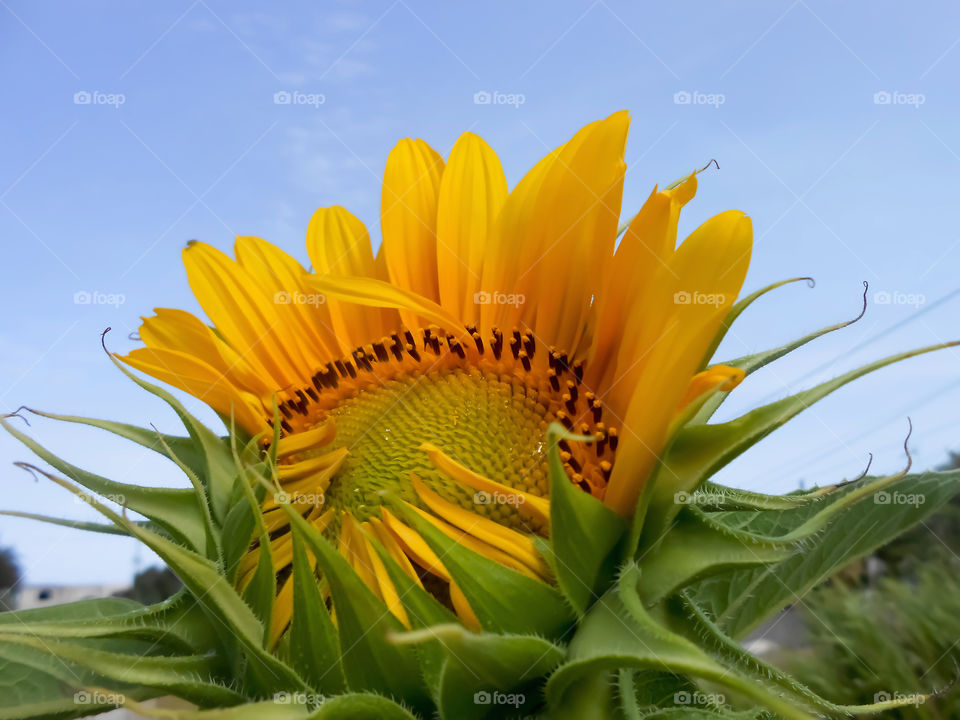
3,110,957,720
120,111,750,639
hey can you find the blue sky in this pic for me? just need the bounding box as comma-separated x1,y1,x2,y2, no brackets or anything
2,1,959,584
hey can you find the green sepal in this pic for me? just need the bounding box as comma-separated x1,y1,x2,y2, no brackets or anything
288,531,346,695
21,407,210,484
639,341,959,548
2,417,208,553
635,510,795,606
230,426,275,638
692,280,867,424
546,423,626,615
310,693,421,719
0,591,214,654
547,564,818,720
392,623,564,720
690,468,960,639
20,462,306,696
0,634,243,706
105,347,240,523
393,501,575,640
683,483,824,511
363,533,455,701
671,590,928,717
221,481,264,583
110,698,313,720
0,510,134,535
697,276,815,374
281,507,430,712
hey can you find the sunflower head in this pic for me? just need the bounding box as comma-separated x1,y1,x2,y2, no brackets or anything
119,111,751,638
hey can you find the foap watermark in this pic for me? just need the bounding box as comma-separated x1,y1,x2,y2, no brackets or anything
674,290,725,307
74,290,125,308
873,90,925,108
875,490,925,508
873,690,925,707
74,492,125,507
873,290,925,308
275,290,326,307
674,490,725,506
273,90,326,108
273,691,327,707
674,690,726,706
674,90,725,108
473,290,525,307
274,491,325,507
473,690,525,708
473,90,526,108
74,90,126,108
74,690,125,706
474,490,526,508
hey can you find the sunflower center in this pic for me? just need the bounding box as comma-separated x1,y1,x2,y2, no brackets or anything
274,325,617,536
320,367,550,530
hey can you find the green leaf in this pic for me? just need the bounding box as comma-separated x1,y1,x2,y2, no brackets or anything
392,624,563,720
546,423,626,614
393,501,575,640
690,469,960,638
282,507,429,712
288,532,345,695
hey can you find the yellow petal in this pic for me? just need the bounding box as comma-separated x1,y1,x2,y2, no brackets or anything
419,442,549,526
339,513,379,594
405,501,540,581
121,347,265,433
380,138,445,328
306,206,399,348
234,234,341,362
137,308,273,399
380,508,451,581
480,145,562,335
587,174,698,396
531,111,630,354
365,516,424,589
604,211,752,516
435,132,508,323
449,581,481,632
275,420,337,459
306,274,465,336
677,364,745,412
182,242,308,389
410,476,548,578
358,526,410,627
